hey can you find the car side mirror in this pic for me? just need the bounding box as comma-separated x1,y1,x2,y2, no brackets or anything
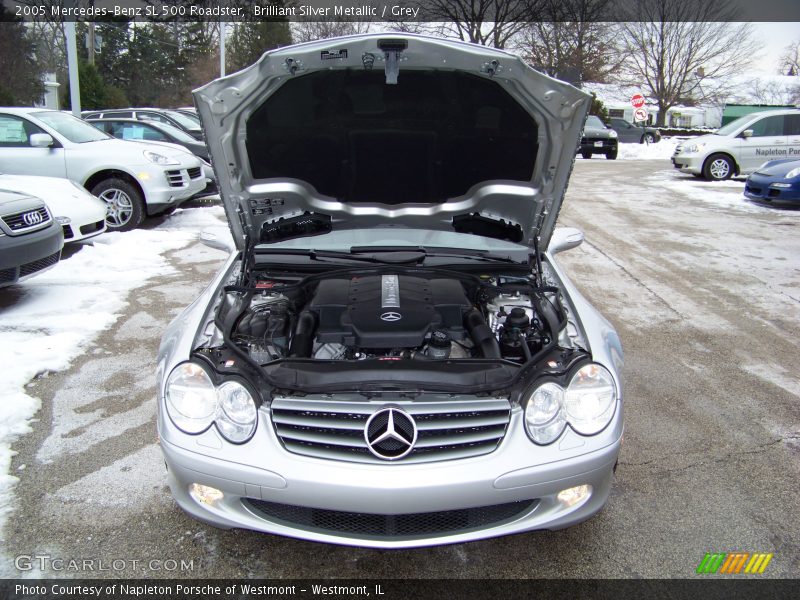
30,133,54,148
741,129,753,138
549,227,584,254
199,226,235,253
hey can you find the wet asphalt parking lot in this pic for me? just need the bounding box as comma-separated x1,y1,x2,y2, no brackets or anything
1,159,798,578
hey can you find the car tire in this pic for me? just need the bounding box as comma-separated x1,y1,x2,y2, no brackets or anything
581,152,592,159
703,154,734,181
91,178,145,232
641,133,656,144
605,148,618,160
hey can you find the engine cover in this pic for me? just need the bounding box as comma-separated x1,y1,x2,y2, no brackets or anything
309,275,471,348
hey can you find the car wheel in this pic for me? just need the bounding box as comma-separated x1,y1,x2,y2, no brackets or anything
91,178,145,232
605,148,618,160
642,133,656,144
703,154,734,181
581,152,592,159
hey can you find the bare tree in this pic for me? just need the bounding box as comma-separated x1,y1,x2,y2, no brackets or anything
621,0,758,126
741,77,798,105
416,0,546,49
516,0,625,83
292,19,372,44
778,38,800,76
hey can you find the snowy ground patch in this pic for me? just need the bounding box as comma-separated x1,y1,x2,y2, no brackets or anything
617,138,680,161
648,169,770,213
0,206,222,545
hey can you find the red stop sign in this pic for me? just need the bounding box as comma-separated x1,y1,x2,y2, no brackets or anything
631,93,645,108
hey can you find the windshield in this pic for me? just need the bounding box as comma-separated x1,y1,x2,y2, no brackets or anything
585,115,605,128
164,110,201,129
255,228,530,255
154,121,198,143
715,115,755,136
33,111,109,143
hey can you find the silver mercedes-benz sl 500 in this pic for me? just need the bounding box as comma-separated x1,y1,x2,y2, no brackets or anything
156,33,623,548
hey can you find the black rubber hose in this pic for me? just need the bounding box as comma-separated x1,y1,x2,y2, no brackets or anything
465,309,501,359
289,310,318,358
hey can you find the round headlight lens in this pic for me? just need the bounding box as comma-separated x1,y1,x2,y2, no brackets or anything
564,363,617,435
165,363,217,433
524,382,567,445
215,381,257,443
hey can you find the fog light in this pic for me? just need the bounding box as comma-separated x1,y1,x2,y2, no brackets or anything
190,483,223,506
557,484,591,508
771,183,791,188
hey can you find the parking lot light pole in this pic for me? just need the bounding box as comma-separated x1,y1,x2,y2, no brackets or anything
64,21,81,116
220,22,226,77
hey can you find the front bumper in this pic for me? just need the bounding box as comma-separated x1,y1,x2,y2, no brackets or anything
0,222,63,287
159,407,621,548
744,174,800,205
671,153,704,174
137,162,207,211
578,138,618,155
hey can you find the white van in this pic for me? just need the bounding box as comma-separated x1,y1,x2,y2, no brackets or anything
671,109,800,181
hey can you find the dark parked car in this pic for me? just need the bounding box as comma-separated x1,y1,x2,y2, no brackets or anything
744,159,800,206
82,108,203,140
0,190,63,288
607,118,661,144
578,115,618,159
87,118,217,197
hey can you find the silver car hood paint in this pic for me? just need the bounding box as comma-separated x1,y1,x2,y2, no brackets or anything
194,33,590,251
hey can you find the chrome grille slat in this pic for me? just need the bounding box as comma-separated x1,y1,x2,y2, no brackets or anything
271,396,511,464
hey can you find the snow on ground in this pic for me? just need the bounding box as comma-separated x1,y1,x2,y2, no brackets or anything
649,169,771,214
0,206,224,544
617,138,680,160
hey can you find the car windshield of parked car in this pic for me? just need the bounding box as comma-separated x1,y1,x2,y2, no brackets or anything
34,111,109,143
585,115,605,128
155,121,198,143
164,110,201,129
715,115,755,136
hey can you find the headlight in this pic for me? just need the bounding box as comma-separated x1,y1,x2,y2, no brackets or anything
785,167,800,179
143,150,179,166
165,362,217,433
523,363,617,444
608,130,618,138
215,381,257,443
564,364,617,435
684,142,705,154
524,382,566,444
164,363,258,442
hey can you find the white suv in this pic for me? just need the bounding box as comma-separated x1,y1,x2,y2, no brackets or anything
0,108,206,230
672,109,800,181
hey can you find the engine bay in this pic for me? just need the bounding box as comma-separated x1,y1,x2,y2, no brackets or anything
228,269,569,366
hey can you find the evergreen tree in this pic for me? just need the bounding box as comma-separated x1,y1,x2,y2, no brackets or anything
0,7,46,105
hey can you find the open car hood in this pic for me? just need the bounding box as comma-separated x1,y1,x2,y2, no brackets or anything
194,34,590,252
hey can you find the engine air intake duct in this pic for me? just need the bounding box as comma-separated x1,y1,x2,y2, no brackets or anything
465,309,501,359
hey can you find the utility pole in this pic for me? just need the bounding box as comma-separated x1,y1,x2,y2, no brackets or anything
220,22,226,77
65,21,81,116
87,22,95,65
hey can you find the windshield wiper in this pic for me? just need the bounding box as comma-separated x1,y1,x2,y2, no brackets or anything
253,248,424,264
349,245,526,265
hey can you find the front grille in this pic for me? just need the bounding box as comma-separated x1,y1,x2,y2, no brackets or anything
1,206,51,234
745,185,762,195
19,250,60,277
271,396,511,464
165,170,185,187
62,224,74,239
187,166,202,179
0,267,16,283
243,498,537,539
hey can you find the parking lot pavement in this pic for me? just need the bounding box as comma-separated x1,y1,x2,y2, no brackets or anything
1,160,798,578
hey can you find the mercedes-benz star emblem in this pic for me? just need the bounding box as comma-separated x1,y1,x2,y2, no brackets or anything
22,211,43,226
364,407,417,460
380,311,402,322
